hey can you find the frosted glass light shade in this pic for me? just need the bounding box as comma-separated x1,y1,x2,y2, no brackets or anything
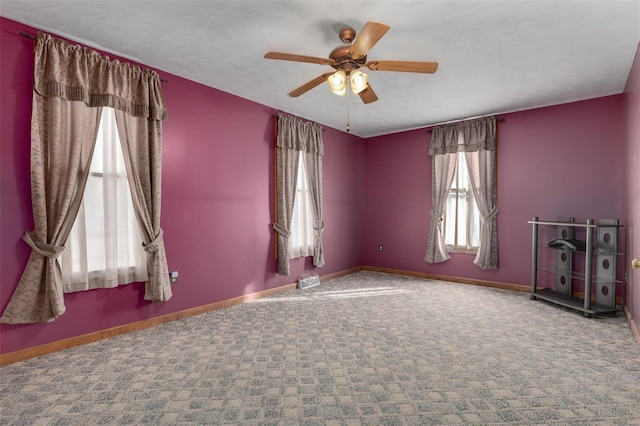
327,70,347,95
350,70,368,94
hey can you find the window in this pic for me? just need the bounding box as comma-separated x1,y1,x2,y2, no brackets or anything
60,108,147,292
273,113,324,275
288,152,315,259
443,152,480,253
426,117,498,269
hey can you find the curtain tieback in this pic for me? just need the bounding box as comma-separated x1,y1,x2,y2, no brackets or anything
431,211,443,222
314,223,325,237
22,230,65,259
272,223,290,239
481,207,499,222
143,229,164,253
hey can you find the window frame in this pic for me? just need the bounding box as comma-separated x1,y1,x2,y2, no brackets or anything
443,151,480,254
288,151,315,259
61,107,147,291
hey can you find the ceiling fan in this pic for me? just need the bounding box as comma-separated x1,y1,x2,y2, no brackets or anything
264,21,438,104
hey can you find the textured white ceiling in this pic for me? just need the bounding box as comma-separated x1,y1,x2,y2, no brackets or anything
1,1,639,137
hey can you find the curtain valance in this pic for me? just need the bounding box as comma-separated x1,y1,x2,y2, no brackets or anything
34,32,167,121
429,116,496,155
276,113,324,155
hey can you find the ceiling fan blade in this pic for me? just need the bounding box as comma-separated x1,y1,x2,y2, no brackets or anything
366,60,439,74
265,51,334,66
358,85,378,104
288,73,334,97
348,22,390,60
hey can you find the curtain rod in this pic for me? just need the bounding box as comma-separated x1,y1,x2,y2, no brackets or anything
19,31,169,83
19,32,36,40
426,117,504,133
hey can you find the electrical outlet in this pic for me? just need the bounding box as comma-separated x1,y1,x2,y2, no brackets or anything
378,245,383,252
170,271,179,283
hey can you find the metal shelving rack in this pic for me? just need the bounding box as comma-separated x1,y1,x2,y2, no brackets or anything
529,217,623,317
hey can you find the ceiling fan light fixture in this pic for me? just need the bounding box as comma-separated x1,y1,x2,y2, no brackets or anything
265,21,438,104
327,70,347,95
350,70,368,94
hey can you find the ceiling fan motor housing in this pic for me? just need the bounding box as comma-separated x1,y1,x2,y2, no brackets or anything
329,45,366,72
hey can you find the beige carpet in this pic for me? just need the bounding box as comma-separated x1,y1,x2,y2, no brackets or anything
1,271,639,425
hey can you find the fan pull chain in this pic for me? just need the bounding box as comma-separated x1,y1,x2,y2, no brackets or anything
346,80,351,133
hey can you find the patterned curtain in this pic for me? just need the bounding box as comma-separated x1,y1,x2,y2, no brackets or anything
425,116,499,269
460,118,499,269
424,149,458,264
273,113,324,275
115,109,172,301
0,32,169,324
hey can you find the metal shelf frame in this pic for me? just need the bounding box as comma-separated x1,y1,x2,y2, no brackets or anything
529,216,623,317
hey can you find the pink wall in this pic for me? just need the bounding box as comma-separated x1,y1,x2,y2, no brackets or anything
0,18,364,354
363,95,625,288
624,43,640,334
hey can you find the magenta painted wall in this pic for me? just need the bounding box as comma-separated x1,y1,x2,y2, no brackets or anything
1,16,634,356
363,95,625,288
623,43,640,334
0,18,364,354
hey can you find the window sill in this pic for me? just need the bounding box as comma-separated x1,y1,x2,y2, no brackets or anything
446,247,478,255
288,254,313,260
